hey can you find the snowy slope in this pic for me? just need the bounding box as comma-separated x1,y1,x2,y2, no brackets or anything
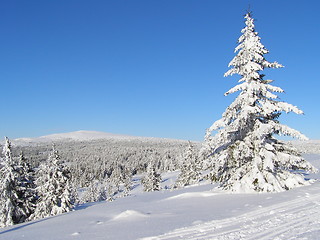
1,154,320,240
290,140,320,154
38,130,125,140
13,130,128,143
10,130,187,146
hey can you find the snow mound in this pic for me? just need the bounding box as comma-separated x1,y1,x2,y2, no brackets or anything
165,191,217,200
112,210,149,221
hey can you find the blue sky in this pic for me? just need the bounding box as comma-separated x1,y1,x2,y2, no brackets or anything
0,0,319,141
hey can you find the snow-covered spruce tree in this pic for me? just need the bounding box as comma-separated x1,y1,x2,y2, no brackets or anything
141,160,162,192
175,141,202,188
0,138,36,227
202,12,316,193
15,152,37,223
30,145,75,220
106,177,116,202
106,164,132,197
109,164,123,193
81,179,105,203
0,137,19,227
122,166,133,196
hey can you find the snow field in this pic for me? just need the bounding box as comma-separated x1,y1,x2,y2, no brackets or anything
144,185,320,240
0,155,319,240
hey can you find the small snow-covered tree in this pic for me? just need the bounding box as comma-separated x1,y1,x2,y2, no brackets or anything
15,152,37,223
0,137,19,227
0,138,36,227
141,160,161,192
106,177,116,202
122,166,132,196
175,141,202,188
81,179,105,203
109,164,123,193
105,164,132,199
202,12,316,193
30,145,75,220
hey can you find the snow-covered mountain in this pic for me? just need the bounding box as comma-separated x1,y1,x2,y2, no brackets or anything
9,130,190,148
11,130,134,145
37,130,128,141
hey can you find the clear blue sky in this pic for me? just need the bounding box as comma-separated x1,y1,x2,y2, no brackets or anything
0,0,319,141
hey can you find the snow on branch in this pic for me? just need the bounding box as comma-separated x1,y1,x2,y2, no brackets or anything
266,84,284,93
224,83,247,96
273,123,308,140
275,102,304,115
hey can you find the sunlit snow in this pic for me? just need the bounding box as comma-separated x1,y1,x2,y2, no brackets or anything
1,153,320,240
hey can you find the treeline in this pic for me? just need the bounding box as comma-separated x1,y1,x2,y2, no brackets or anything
0,138,75,228
0,137,203,228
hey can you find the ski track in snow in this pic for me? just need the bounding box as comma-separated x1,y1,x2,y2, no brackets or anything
143,191,320,240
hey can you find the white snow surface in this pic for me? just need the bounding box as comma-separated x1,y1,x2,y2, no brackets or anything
1,154,320,240
13,130,128,143
38,130,125,141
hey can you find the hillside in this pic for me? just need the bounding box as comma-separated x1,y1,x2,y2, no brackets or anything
11,130,142,145
290,140,320,154
0,154,320,240
9,130,320,155
1,132,320,239
5,131,191,183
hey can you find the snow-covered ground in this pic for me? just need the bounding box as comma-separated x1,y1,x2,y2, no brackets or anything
0,154,319,240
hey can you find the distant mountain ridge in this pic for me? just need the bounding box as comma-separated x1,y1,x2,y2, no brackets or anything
11,130,134,145
6,131,320,154
8,130,188,146
37,130,128,141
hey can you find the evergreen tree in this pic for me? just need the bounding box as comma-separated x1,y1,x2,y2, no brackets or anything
30,145,74,220
0,137,26,227
141,160,161,192
202,12,316,193
106,177,116,202
175,141,202,188
122,166,132,196
106,164,132,198
109,164,123,193
15,152,37,223
81,179,105,203
0,137,17,227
